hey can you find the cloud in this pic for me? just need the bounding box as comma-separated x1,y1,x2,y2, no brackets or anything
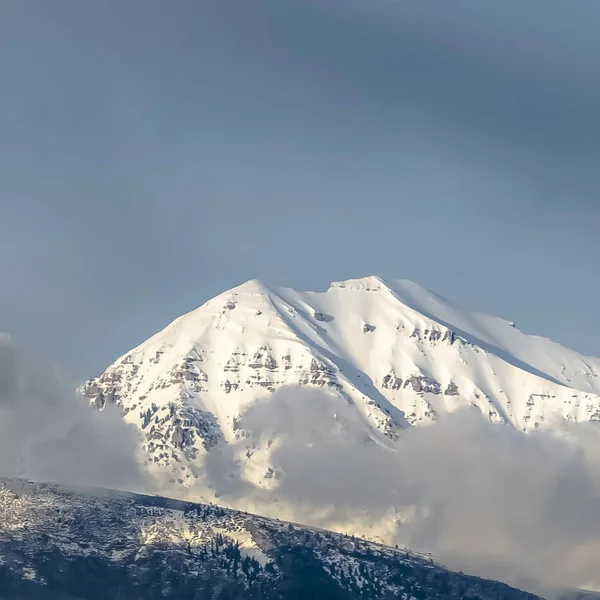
0,334,149,492
231,386,600,596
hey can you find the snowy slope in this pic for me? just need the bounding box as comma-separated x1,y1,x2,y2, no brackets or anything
80,276,600,506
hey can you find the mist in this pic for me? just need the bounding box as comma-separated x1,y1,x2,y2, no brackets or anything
0,334,148,492
231,387,600,595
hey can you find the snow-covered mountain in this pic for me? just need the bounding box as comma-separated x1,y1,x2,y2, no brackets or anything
0,477,542,600
80,276,600,511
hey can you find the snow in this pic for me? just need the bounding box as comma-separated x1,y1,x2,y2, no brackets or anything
21,567,37,581
213,526,269,566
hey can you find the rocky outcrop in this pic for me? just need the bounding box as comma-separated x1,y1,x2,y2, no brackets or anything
314,310,333,322
444,382,459,396
382,372,403,390
404,375,442,395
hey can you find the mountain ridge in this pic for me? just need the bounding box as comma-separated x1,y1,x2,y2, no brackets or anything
0,476,544,600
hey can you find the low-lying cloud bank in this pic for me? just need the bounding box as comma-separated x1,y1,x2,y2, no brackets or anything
228,387,600,596
0,334,147,492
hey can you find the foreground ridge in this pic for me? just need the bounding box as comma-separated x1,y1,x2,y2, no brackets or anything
0,478,541,600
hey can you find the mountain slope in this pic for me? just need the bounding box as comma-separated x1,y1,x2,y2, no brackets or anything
0,477,542,600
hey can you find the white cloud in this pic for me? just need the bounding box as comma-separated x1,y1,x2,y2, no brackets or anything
233,386,600,595
0,335,149,492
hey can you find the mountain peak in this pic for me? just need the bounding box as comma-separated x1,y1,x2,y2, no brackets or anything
329,275,388,292
81,276,600,531
327,277,440,309
226,278,272,296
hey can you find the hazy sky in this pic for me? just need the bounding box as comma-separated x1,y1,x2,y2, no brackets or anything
1,0,599,379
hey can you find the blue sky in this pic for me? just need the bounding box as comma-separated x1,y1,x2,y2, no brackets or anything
1,0,599,378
